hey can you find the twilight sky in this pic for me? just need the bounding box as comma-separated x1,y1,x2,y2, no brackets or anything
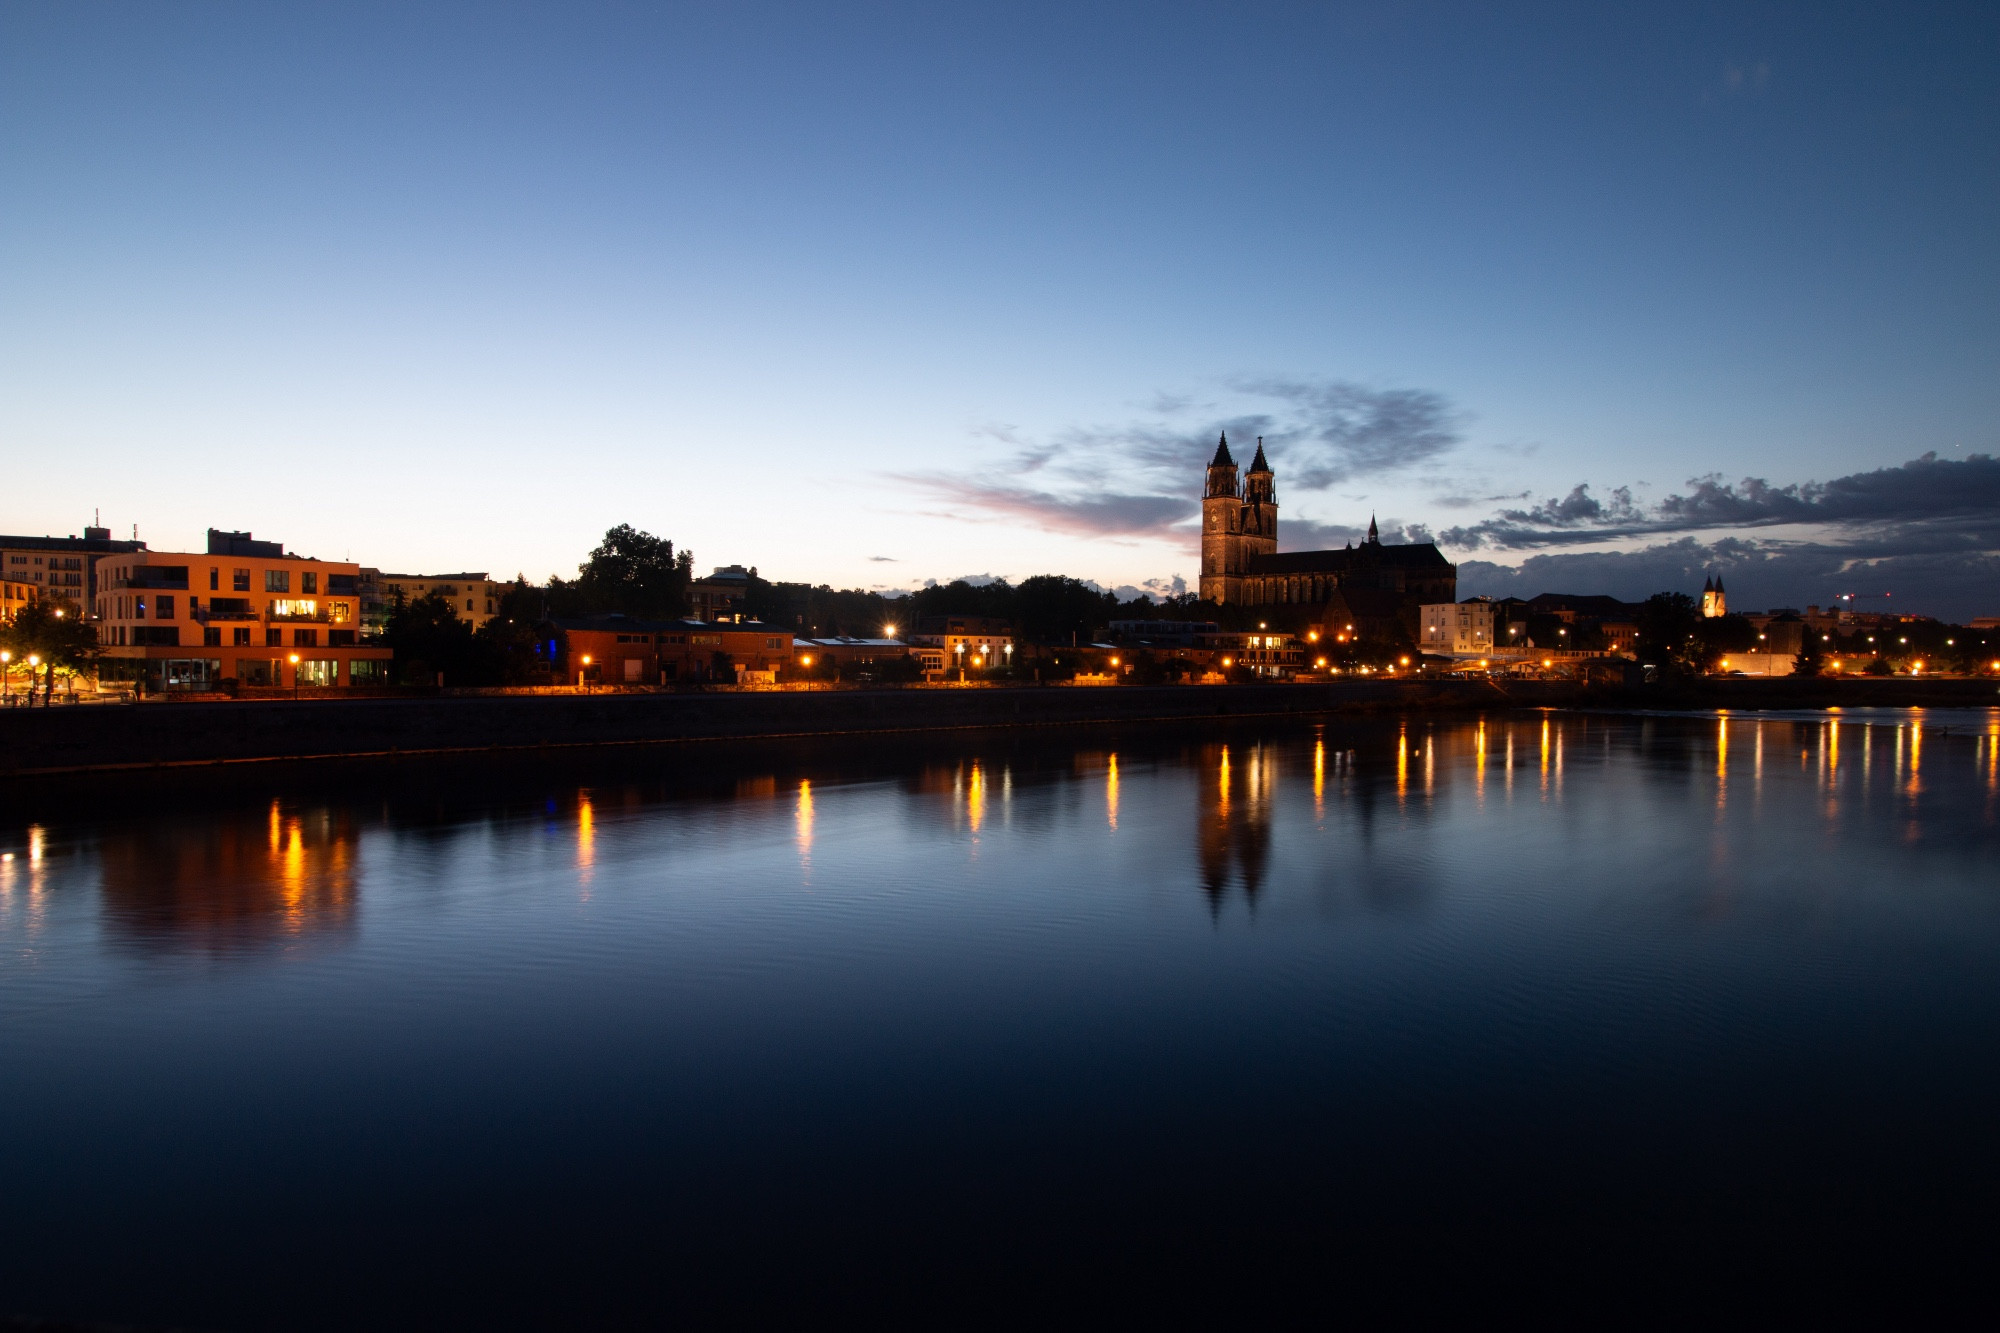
3,3,1997,615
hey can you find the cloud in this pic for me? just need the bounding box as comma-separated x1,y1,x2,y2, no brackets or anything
896,377,1464,543
1458,536,2000,624
867,555,899,562
1231,379,1463,486
891,475,1194,539
1441,453,2000,551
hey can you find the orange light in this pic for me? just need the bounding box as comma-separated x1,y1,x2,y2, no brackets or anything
289,653,300,664
1110,656,1120,666
580,654,590,665
1222,657,1233,667
1399,657,1409,666
1307,631,1318,642
800,655,813,667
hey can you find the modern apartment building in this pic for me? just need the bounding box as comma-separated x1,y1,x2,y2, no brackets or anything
0,523,149,608
361,570,507,634
93,530,392,691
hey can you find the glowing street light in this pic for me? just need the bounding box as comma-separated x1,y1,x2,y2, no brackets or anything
884,623,898,638
579,653,591,691
289,652,301,700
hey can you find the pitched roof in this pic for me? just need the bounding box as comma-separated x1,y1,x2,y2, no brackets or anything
1248,542,1454,575
1248,440,1270,473
1208,433,1235,469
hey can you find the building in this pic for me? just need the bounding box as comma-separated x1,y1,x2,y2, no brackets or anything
364,570,506,633
546,615,795,685
1,523,149,609
2,577,38,625
1701,574,1727,618
690,565,754,623
1419,599,1503,658
794,637,910,675
910,616,1015,679
1197,435,1455,625
93,530,391,691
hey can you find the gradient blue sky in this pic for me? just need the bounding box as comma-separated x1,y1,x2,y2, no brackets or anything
4,3,1997,612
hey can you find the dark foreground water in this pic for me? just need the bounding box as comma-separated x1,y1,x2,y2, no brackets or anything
4,710,2000,1325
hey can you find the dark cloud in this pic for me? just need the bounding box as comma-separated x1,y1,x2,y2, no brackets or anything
867,555,898,562
1232,379,1463,486
897,378,1463,543
1458,536,2000,623
1442,453,2000,551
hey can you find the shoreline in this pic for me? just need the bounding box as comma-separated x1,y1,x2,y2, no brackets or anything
2,677,1993,782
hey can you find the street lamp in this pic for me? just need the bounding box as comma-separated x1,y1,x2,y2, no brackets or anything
0,649,9,704
579,654,591,691
954,641,965,681
289,653,301,700
884,623,898,638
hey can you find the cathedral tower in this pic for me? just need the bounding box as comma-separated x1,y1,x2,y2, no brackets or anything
1200,434,1245,604
1241,438,1278,567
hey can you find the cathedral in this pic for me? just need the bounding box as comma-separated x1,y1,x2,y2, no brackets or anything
1197,434,1456,632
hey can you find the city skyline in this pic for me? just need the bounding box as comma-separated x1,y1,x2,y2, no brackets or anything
4,4,1997,618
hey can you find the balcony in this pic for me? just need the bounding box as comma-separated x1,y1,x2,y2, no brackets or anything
266,608,333,624
193,607,262,622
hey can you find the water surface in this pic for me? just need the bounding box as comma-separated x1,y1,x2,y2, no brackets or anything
4,711,1999,1324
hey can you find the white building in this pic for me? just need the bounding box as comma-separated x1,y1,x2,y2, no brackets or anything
1419,598,1507,659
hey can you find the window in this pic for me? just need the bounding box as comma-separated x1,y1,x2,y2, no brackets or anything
328,601,351,623
209,568,219,590
265,569,290,593
133,626,180,646
293,628,318,647
349,659,388,685
301,571,318,595
297,660,336,687
466,600,473,612
237,658,279,686
328,630,355,647
160,659,222,691
135,596,147,619
203,627,222,646
266,629,283,647
157,596,175,620
233,628,252,646
233,568,251,592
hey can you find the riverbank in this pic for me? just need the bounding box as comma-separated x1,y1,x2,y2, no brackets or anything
2,676,1993,780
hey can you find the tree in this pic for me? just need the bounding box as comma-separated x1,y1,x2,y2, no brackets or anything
384,591,479,686
1794,625,1824,677
572,525,693,619
0,597,97,705
1635,592,1705,677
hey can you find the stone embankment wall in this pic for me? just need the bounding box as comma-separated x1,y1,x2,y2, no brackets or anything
1,680,1553,777
2,676,1991,779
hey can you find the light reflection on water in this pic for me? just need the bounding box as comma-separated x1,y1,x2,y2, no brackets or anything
1,710,1998,1324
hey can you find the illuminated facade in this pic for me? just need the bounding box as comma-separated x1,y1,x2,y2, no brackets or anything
1420,599,1504,659
93,530,391,691
362,570,506,634
1197,434,1456,615
1702,574,1727,619
909,616,1014,679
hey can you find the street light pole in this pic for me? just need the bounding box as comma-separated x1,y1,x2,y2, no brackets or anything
1,650,9,706
289,653,301,701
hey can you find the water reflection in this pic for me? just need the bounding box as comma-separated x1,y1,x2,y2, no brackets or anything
95,801,359,954
1197,743,1273,910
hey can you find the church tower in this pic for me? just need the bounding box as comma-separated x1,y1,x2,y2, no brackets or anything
1200,434,1244,605
1241,438,1278,567
1702,574,1727,619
